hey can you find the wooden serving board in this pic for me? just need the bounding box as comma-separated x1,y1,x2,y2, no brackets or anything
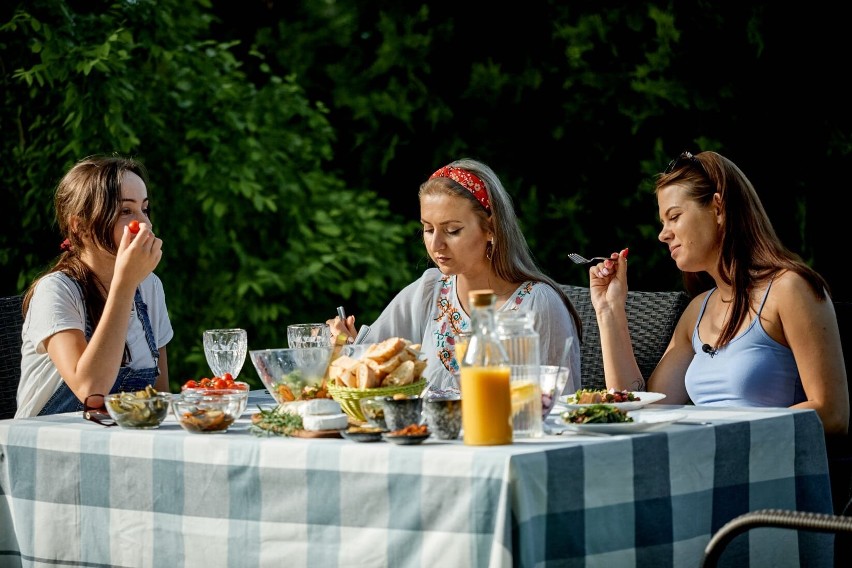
290,429,343,439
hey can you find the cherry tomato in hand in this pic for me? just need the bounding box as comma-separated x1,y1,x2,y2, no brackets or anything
128,220,140,234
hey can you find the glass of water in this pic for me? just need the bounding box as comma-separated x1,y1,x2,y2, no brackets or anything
203,328,248,380
287,323,332,348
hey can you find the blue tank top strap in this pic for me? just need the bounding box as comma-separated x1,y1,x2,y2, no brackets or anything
695,288,716,327
755,277,775,316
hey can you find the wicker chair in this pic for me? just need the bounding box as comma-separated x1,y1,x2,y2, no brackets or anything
0,294,23,420
560,284,691,391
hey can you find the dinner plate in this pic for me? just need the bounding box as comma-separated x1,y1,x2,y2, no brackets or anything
559,410,687,434
559,391,666,411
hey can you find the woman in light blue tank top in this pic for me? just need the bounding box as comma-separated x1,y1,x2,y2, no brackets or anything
587,150,848,435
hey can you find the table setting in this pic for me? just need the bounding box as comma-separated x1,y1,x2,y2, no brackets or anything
0,326,837,567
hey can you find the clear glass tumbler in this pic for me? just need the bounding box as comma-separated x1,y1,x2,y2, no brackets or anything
287,323,332,348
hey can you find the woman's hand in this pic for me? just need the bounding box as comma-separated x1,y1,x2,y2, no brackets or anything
589,248,629,313
113,222,163,289
326,314,357,343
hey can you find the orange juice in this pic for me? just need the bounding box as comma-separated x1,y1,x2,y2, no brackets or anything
460,365,513,445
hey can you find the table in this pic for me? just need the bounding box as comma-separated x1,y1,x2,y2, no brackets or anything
0,392,834,567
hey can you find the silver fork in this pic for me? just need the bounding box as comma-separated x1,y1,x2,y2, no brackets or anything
567,253,612,265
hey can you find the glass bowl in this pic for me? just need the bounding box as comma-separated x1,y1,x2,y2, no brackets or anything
249,347,333,404
172,391,248,434
359,396,388,431
105,388,171,429
181,380,250,397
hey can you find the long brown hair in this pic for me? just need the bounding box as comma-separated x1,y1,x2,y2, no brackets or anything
22,155,150,331
419,158,583,341
656,150,828,347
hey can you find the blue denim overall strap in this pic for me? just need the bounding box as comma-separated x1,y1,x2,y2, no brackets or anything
38,287,161,415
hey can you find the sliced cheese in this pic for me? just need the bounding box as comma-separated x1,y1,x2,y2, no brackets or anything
302,412,349,431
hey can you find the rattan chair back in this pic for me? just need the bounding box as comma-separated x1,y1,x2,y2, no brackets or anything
0,295,23,420
561,284,690,391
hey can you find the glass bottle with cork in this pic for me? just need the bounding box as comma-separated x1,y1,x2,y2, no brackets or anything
460,289,513,445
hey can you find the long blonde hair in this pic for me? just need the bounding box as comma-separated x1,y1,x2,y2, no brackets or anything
420,158,582,340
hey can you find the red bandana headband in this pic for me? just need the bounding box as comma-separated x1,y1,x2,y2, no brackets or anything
429,165,491,212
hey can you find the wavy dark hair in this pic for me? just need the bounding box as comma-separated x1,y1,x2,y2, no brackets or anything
22,155,150,332
656,150,829,348
419,158,583,341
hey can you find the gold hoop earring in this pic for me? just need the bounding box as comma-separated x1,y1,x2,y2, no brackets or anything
485,241,494,261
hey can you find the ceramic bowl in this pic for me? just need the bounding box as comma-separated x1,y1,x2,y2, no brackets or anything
423,396,462,440
379,395,423,432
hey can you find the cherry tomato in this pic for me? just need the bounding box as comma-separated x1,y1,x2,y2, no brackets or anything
222,372,233,382
213,378,228,390
184,379,198,389
128,220,140,234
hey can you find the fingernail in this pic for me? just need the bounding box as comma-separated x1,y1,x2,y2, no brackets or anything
621,248,629,258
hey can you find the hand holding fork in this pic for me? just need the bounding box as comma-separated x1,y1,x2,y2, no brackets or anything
567,249,628,265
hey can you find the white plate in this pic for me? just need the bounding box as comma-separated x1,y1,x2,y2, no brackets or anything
558,410,687,434
559,391,666,411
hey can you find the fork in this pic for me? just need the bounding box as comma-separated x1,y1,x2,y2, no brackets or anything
567,253,612,265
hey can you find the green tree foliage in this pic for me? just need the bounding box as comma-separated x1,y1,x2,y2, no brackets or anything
226,0,849,299
1,0,416,386
3,0,851,391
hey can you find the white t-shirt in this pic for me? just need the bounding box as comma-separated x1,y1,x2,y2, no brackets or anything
359,268,581,394
16,272,173,418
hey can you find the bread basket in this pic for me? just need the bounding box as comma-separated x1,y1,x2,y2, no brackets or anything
328,379,427,422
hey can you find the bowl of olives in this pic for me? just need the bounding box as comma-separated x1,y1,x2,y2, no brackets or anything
105,386,171,429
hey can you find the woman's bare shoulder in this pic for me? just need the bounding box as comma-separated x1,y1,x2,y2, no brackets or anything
769,270,824,306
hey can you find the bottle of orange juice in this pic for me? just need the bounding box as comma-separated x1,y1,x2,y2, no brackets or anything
460,290,513,445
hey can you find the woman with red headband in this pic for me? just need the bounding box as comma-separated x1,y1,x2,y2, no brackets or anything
328,158,582,397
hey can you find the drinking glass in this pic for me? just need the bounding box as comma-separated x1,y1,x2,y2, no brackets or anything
509,366,544,438
203,328,248,380
287,323,332,348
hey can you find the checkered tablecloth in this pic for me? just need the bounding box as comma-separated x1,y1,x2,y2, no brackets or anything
0,393,834,568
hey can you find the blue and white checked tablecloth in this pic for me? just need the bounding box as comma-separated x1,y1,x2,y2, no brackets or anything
0,392,834,568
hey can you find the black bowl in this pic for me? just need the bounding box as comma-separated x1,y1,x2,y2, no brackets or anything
381,431,431,445
341,427,383,443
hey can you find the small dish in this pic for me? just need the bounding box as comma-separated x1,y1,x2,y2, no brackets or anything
105,388,171,429
381,431,431,445
341,426,384,443
359,397,388,431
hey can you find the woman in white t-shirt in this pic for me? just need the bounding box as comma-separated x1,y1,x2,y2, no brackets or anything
327,158,582,396
17,155,173,417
